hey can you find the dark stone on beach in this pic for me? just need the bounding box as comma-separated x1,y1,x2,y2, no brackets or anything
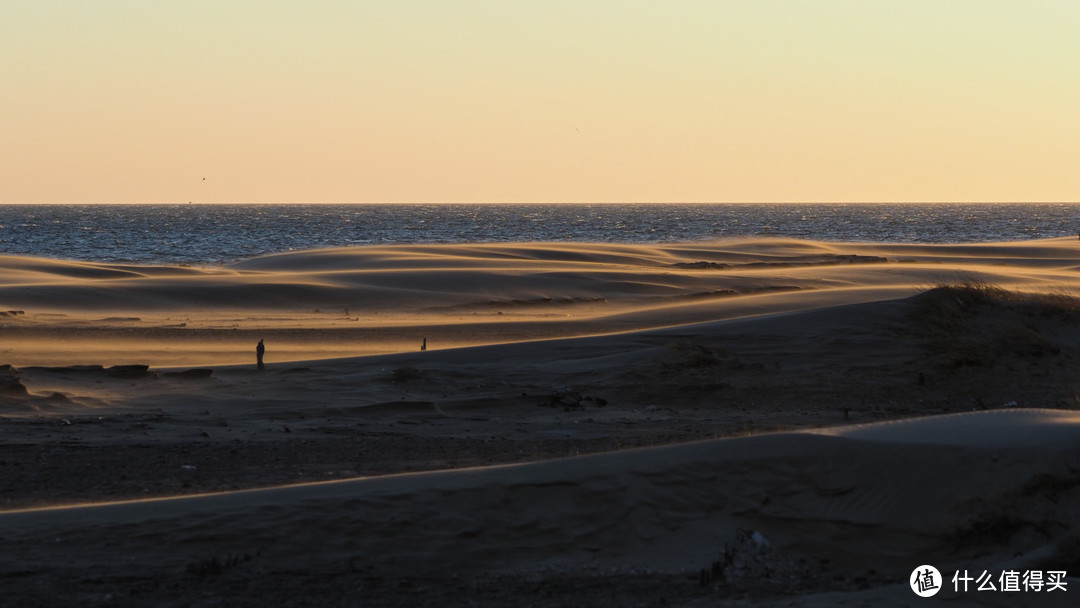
106,365,154,379
544,389,583,408
0,380,26,396
162,368,214,380
30,365,106,374
0,367,27,396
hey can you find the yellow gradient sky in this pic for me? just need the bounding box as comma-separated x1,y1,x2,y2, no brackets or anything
3,1,1078,203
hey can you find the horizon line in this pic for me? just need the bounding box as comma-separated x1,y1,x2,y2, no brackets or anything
3,200,1079,206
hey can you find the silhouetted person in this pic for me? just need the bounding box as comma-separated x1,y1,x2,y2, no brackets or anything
421,338,427,351
256,339,265,371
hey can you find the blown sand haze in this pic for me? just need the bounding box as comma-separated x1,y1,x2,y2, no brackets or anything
2,237,1079,367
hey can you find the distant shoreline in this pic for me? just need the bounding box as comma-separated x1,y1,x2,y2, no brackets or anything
2,203,1078,267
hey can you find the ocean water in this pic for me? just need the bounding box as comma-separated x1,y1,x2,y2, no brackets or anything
0,203,1075,266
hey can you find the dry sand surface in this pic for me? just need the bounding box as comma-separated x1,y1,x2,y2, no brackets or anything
2,237,1080,606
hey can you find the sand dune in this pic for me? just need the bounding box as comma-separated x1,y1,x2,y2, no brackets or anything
6,237,1080,315
2,238,1080,605
1,410,1076,606
2,237,1080,366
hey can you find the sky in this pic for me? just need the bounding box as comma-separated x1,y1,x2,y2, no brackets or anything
2,1,1078,204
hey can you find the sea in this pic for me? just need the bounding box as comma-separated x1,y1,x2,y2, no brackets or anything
0,203,1076,267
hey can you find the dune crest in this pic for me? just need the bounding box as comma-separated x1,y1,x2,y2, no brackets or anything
2,237,1079,367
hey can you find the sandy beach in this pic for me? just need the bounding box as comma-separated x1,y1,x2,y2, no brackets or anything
3,237,1080,606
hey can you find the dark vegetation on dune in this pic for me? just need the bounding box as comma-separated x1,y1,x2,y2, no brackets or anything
911,282,1080,371
946,467,1080,577
905,281,1080,413
912,282,1080,371
616,281,1080,429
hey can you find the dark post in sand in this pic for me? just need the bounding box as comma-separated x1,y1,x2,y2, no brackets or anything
421,338,427,351
256,339,265,371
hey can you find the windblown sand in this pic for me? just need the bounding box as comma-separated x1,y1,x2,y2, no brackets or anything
2,237,1079,606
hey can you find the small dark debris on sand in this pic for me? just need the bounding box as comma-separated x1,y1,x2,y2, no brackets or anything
541,390,607,408
391,366,422,383
185,553,253,578
671,261,732,270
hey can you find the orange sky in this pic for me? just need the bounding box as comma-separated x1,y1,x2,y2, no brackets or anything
3,1,1078,203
